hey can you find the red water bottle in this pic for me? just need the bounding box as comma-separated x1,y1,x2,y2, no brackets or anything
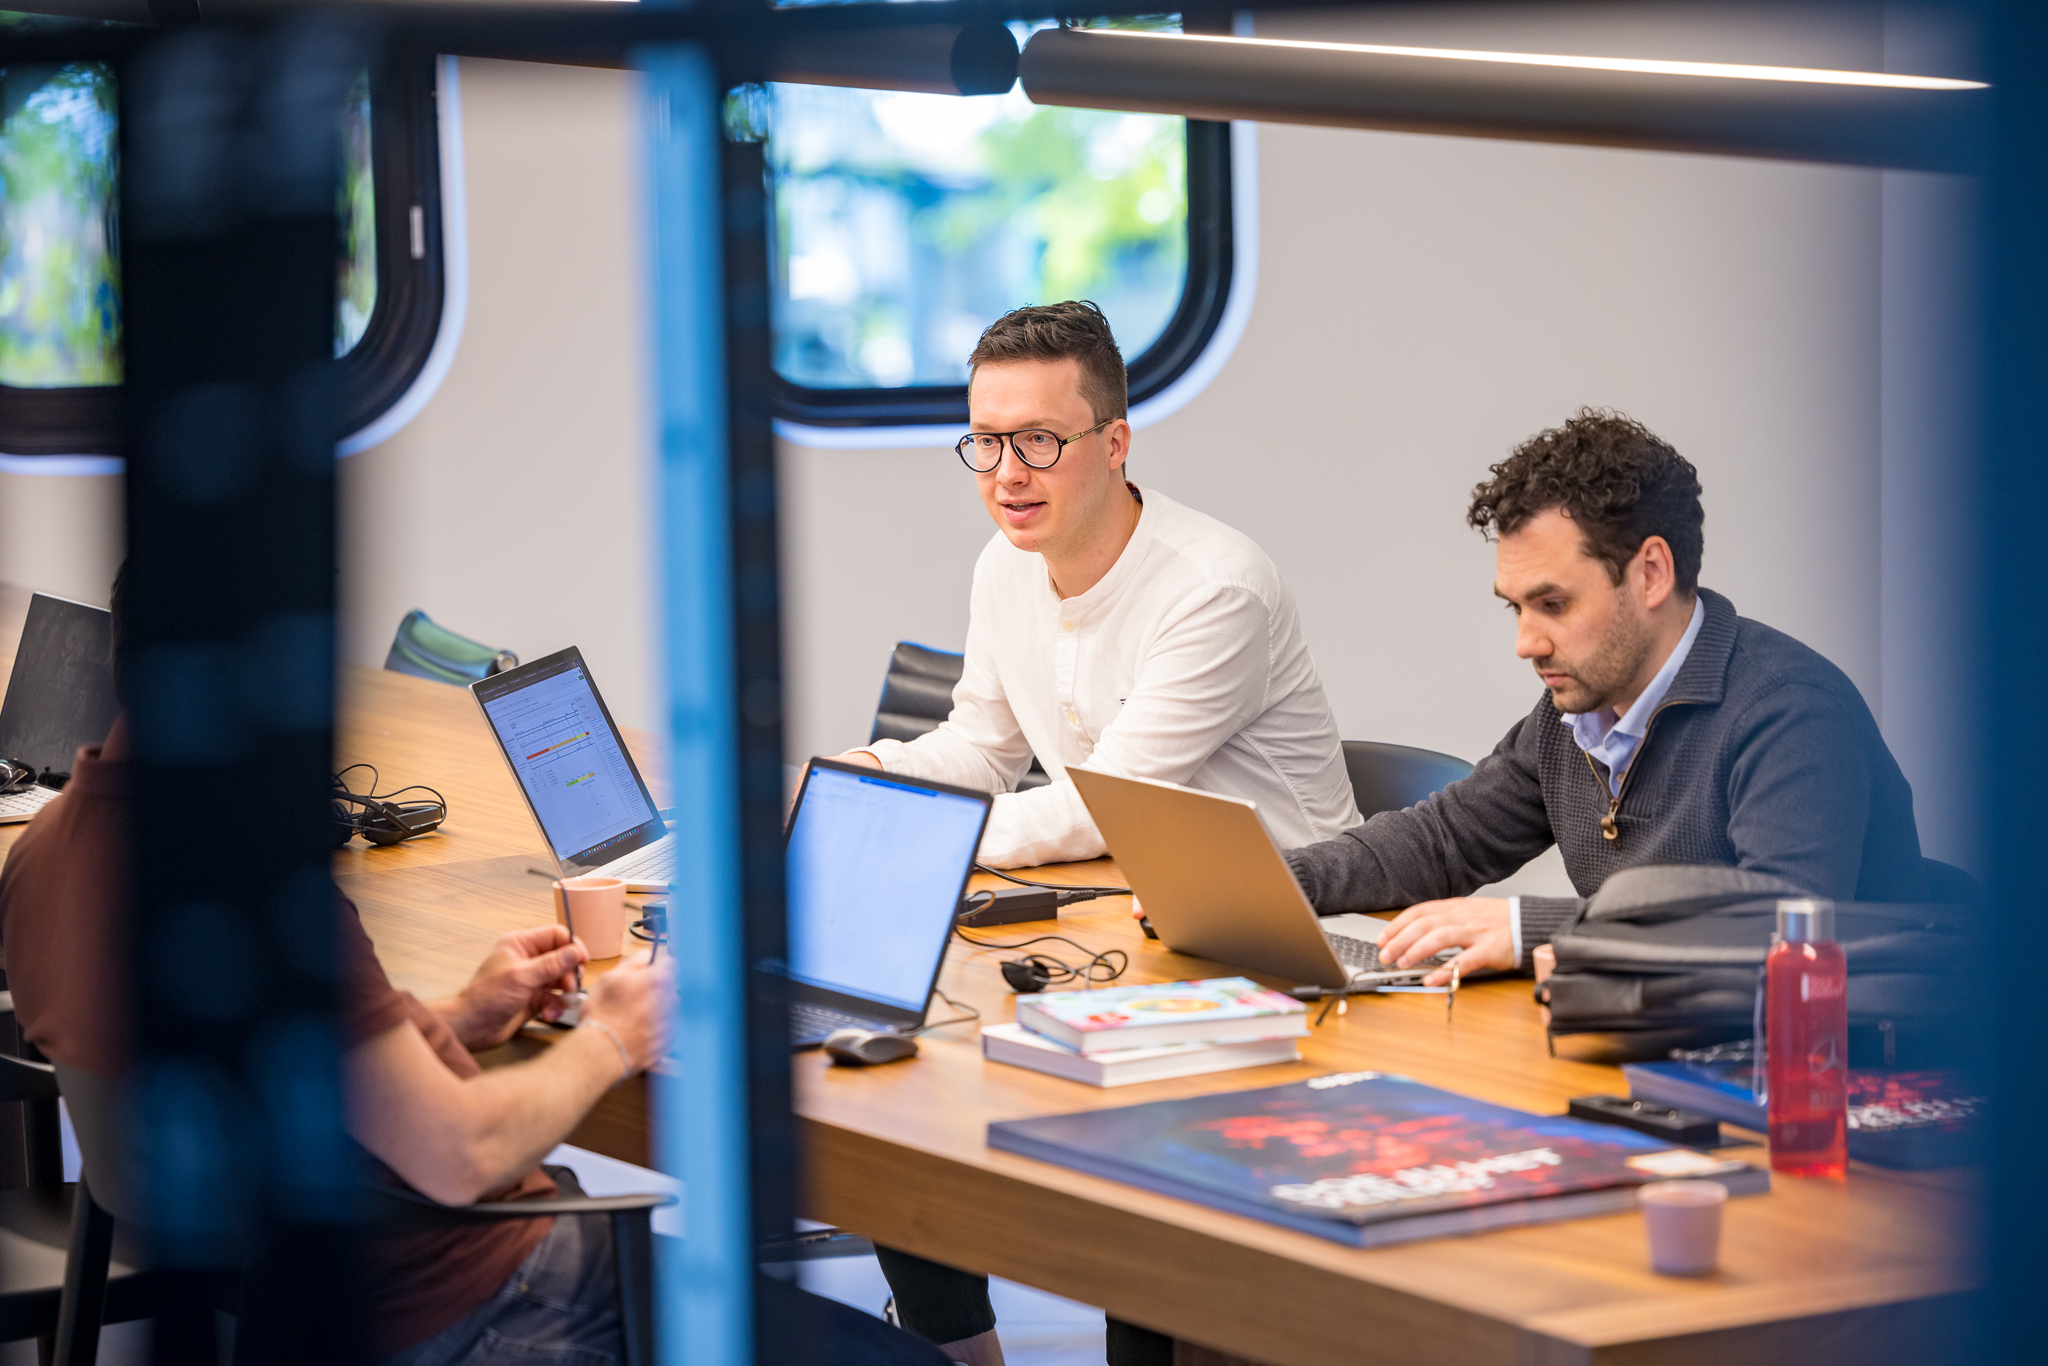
1765,898,1848,1177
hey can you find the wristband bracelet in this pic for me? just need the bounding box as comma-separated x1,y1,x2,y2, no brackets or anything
585,1019,635,1081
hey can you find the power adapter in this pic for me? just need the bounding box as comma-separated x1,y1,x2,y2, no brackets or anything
956,886,1060,927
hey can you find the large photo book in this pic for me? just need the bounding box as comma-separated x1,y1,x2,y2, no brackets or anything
988,1071,1767,1248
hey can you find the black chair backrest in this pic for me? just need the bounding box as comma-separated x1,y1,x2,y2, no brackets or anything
1341,740,1475,820
870,642,964,745
1921,857,1981,905
868,641,1053,790
0,1020,64,1191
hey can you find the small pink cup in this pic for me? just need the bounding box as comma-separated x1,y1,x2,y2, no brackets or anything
1640,1180,1727,1276
553,876,628,959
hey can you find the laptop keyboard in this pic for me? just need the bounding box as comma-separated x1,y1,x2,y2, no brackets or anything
0,785,57,821
604,841,676,885
791,1001,884,1047
1326,929,1456,976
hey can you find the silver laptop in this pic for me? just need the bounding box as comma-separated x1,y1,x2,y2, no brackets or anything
1069,768,1449,990
0,593,119,826
785,758,992,1047
471,647,675,891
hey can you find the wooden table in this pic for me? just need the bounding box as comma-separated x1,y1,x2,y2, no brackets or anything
0,584,1979,1365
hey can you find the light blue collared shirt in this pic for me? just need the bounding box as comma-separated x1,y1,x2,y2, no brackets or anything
1564,597,1707,798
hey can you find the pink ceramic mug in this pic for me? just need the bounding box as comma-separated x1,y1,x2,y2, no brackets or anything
1640,1180,1728,1276
553,876,629,960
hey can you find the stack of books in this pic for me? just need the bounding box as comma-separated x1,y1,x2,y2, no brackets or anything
982,977,1310,1087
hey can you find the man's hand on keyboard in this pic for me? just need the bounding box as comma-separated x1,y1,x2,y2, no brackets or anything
1377,898,1516,987
436,924,592,1051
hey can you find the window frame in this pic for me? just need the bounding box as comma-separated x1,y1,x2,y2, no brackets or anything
0,50,447,458
770,115,1235,429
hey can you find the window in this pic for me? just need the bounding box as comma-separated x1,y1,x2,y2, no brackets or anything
0,61,117,388
751,18,1235,429
0,49,447,458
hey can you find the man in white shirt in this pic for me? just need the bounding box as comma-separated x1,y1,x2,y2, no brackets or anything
836,300,1356,1366
837,300,1358,869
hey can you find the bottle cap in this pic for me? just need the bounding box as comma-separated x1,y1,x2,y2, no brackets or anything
1776,898,1836,943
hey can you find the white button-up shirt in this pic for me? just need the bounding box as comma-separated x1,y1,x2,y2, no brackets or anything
863,486,1361,868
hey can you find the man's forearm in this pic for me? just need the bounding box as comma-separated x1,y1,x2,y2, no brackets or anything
455,1028,626,1195
424,995,489,1052
350,1021,629,1206
1287,723,1556,913
1512,895,1584,969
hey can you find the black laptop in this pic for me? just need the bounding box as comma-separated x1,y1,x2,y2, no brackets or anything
785,758,992,1047
0,593,118,825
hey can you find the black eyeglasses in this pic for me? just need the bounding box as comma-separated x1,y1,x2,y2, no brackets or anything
955,417,1115,473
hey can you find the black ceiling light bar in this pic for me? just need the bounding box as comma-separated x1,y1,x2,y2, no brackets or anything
1016,24,1987,172
0,4,1987,169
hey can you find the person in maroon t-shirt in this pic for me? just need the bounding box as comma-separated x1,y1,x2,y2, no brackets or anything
0,711,675,1362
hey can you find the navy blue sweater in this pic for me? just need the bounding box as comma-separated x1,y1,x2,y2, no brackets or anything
1284,589,1925,965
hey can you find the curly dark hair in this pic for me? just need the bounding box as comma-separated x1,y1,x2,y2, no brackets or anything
968,300,1127,424
1467,409,1704,594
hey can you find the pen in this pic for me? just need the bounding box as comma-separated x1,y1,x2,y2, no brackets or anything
559,893,585,994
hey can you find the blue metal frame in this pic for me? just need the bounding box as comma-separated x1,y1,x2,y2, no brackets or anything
642,41,752,1366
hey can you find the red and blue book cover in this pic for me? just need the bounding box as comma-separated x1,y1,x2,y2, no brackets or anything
988,1071,1766,1248
1624,1059,1984,1169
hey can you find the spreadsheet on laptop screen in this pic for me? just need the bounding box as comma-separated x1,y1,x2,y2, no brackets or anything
787,765,986,1012
478,664,658,863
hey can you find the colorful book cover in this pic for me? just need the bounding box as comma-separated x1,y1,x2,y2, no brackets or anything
1015,977,1308,1052
1623,1060,1985,1170
988,1071,1763,1248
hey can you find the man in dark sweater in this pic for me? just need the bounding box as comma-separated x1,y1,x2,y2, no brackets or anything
1289,409,1925,983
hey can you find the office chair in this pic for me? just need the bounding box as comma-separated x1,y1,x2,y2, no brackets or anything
0,1052,164,1366
385,609,519,686
1341,740,1476,820
365,1179,672,1366
55,1060,672,1365
872,642,1049,790
1,992,62,1192
1921,858,1982,905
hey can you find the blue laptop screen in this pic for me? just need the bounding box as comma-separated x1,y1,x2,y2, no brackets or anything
478,663,658,863
787,766,987,1013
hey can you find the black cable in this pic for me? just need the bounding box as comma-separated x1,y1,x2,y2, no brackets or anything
628,903,668,963
909,987,981,1035
952,925,1128,986
334,763,447,812
972,862,1129,900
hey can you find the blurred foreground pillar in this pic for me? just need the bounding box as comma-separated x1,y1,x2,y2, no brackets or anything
120,18,370,1365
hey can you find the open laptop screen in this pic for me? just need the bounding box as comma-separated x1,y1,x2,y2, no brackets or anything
0,593,118,778
473,648,663,869
787,760,990,1015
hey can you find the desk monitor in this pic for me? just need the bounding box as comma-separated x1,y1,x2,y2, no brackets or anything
0,592,118,778
786,758,992,1036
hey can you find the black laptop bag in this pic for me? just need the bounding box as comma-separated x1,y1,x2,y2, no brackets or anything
1538,865,1980,1066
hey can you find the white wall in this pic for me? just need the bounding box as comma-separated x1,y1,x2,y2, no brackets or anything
338,58,657,730
0,468,121,610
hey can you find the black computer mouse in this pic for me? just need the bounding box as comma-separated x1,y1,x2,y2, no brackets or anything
821,1028,920,1066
